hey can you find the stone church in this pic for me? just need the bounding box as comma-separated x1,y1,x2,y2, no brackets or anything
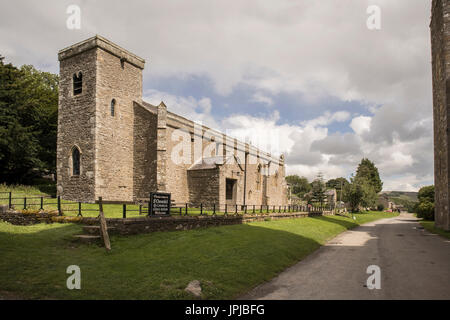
431,0,450,230
56,35,288,207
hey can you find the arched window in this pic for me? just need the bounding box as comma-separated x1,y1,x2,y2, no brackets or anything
111,99,116,117
72,147,80,176
73,72,82,95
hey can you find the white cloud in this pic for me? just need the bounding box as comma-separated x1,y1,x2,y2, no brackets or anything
143,89,219,129
350,116,372,135
302,111,351,127
250,92,274,106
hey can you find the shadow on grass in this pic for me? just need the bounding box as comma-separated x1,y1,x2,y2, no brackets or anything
310,215,359,230
0,221,321,300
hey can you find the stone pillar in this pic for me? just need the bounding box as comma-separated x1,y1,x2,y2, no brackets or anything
431,0,450,230
156,102,168,192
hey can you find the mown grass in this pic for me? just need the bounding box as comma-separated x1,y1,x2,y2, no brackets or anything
420,220,450,239
0,210,398,300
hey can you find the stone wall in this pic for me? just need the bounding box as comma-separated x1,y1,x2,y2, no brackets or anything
94,43,143,202
57,47,97,203
133,102,158,199
431,0,450,230
0,210,58,225
80,210,333,235
187,168,220,205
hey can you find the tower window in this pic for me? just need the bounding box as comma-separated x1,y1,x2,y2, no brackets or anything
73,72,82,95
111,99,116,116
72,147,80,176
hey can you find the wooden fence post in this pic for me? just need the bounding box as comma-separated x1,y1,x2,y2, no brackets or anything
98,197,111,251
78,202,82,217
24,197,27,210
40,197,44,210
8,192,12,209
123,204,126,219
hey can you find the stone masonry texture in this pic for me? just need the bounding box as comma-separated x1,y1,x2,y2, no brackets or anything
431,0,450,230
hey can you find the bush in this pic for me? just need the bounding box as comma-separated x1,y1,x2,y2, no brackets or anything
377,204,384,211
416,201,434,221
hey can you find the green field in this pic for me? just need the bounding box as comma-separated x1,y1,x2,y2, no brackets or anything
0,210,398,300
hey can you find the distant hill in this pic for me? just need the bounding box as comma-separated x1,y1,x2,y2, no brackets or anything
380,191,418,211
381,191,418,202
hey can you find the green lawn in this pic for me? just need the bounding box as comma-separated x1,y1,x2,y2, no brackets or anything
0,210,398,300
420,220,450,239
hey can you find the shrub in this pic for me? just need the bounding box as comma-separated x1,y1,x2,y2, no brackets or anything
416,201,434,221
377,204,384,211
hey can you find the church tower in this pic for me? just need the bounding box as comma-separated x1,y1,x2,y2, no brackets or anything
57,35,145,202
431,0,450,230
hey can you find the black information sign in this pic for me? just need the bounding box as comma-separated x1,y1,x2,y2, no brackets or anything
149,192,171,215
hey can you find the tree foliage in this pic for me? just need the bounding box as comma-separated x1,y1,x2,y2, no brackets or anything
416,185,434,220
286,175,311,197
355,158,383,193
0,58,58,184
326,177,349,202
343,176,377,212
311,172,327,205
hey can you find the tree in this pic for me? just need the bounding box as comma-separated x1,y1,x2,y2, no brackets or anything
343,176,377,212
311,172,326,206
417,185,434,203
326,177,349,202
355,158,383,193
416,185,434,220
286,175,311,198
0,58,58,184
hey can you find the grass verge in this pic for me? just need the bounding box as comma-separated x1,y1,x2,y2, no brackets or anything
0,211,398,300
419,220,450,239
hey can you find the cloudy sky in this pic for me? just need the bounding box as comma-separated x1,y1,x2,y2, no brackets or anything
1,0,433,191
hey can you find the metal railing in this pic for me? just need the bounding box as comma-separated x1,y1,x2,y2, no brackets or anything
0,192,333,219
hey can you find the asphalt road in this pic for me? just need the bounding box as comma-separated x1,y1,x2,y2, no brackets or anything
242,213,450,300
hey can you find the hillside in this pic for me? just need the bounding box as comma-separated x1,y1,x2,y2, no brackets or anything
381,191,418,202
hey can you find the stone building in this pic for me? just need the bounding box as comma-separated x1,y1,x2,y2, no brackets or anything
56,35,288,207
430,0,450,230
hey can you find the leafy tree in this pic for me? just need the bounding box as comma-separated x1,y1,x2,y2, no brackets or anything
416,185,434,220
311,172,326,206
343,176,377,212
0,58,58,184
286,175,311,198
326,177,349,202
417,185,434,203
355,158,383,193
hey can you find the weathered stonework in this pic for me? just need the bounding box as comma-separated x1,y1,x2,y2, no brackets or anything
57,35,288,207
431,0,450,230
0,210,58,225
